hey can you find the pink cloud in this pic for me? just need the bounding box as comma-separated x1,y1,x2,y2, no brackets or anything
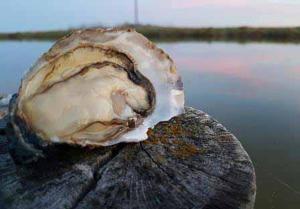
175,56,267,87
176,57,250,78
175,56,268,98
291,67,300,73
174,56,270,98
289,67,300,80
171,0,250,9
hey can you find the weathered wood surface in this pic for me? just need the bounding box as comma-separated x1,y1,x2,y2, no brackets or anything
0,107,256,209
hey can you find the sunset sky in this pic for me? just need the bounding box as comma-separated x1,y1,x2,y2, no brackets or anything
1,0,300,32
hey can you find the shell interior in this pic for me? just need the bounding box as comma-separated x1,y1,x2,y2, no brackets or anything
16,28,184,146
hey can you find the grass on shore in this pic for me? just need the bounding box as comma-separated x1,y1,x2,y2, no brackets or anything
1,25,300,43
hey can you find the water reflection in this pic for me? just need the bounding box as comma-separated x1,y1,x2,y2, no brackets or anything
160,42,300,209
0,41,300,209
0,41,53,94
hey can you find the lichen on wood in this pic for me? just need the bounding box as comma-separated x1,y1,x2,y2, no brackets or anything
0,107,256,209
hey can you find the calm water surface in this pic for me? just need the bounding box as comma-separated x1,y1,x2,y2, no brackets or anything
1,41,300,209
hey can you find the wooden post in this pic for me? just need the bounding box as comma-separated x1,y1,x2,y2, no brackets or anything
0,107,256,209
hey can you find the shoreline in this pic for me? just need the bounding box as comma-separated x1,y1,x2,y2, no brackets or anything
1,25,300,43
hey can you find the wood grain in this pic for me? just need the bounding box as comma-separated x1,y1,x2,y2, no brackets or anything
0,107,256,209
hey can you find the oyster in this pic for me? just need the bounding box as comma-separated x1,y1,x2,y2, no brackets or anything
8,28,184,161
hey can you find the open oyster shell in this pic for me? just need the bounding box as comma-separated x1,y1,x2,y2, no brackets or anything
8,28,184,162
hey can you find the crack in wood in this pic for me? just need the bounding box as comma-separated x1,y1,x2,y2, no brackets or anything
71,144,126,209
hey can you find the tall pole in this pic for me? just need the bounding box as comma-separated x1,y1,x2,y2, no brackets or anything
134,0,139,25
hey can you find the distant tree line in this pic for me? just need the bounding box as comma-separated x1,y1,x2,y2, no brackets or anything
1,25,300,43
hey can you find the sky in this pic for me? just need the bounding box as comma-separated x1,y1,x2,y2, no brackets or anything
1,0,300,32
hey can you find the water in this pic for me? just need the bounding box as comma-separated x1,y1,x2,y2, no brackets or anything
1,40,300,208
0,41,54,94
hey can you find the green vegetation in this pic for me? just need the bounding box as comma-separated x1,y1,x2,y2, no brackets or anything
0,30,68,40
1,25,300,42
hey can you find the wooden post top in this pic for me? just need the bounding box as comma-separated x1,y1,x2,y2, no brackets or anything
0,107,256,209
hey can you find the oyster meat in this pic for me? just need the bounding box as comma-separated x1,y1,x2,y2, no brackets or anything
9,28,184,150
